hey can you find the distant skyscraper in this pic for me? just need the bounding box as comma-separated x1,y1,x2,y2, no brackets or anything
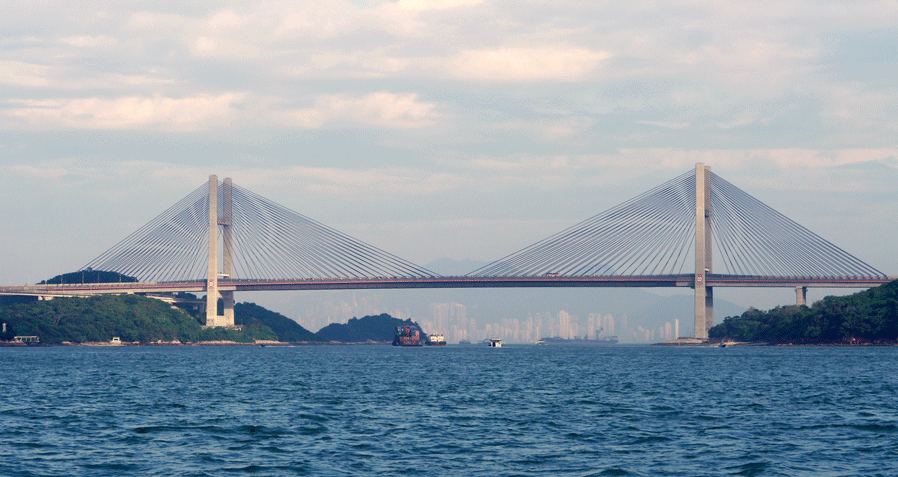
559,310,572,338
603,314,615,336
675,319,680,339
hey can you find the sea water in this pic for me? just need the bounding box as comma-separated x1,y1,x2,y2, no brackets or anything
1,345,896,476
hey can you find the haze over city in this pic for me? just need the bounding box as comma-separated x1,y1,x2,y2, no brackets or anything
2,0,895,337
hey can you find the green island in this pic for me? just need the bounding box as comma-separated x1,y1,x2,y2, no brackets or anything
0,294,423,345
710,279,898,345
1,273,425,345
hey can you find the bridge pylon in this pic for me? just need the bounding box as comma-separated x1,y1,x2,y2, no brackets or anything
695,163,713,340
205,175,235,328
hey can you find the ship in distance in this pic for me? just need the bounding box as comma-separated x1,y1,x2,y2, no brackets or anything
393,325,424,346
426,333,447,346
539,335,618,345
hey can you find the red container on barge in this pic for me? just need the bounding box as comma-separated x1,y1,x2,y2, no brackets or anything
393,325,424,346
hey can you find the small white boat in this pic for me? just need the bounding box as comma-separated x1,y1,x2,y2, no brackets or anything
487,338,503,348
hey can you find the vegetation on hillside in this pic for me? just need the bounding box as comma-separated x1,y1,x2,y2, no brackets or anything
3,271,418,345
709,280,898,344
316,313,423,342
39,270,137,284
0,295,276,344
234,302,322,342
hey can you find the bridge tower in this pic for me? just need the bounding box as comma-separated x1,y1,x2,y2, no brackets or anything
694,163,713,340
205,175,235,327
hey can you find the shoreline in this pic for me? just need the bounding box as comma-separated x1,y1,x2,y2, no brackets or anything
656,338,898,347
1,340,394,347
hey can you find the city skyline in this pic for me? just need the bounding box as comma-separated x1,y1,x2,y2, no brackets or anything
306,299,677,345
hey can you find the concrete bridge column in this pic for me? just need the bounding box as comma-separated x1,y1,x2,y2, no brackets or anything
205,175,220,327
796,286,807,307
205,175,236,328
694,163,713,340
220,178,235,325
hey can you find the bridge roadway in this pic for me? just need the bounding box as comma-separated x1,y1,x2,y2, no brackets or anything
1,275,894,298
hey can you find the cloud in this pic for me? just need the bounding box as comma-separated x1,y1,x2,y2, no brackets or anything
61,35,117,48
283,92,440,128
0,61,54,87
4,94,243,131
449,47,610,82
635,120,690,130
1,90,440,131
393,0,483,11
5,164,75,180
229,165,463,196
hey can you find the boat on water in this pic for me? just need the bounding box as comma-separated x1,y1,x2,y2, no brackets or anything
540,336,618,345
393,325,424,347
487,338,503,348
426,333,447,346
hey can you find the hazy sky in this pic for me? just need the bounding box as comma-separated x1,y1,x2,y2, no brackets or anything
1,0,896,311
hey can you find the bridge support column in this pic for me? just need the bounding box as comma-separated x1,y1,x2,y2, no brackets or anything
205,175,236,328
205,175,220,327
694,163,713,339
795,286,807,307
221,178,234,325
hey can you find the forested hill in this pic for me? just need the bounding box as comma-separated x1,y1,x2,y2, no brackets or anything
234,302,322,342
709,280,898,344
39,270,137,284
316,314,422,342
0,294,277,344
0,295,323,344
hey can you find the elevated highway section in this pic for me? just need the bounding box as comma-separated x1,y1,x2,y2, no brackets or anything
2,274,893,300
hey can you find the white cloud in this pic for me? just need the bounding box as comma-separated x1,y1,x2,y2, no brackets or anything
393,0,483,11
449,47,610,82
635,120,690,130
0,61,53,87
5,94,243,131
61,35,117,48
235,165,462,196
283,92,440,128
1,91,441,131
5,164,75,180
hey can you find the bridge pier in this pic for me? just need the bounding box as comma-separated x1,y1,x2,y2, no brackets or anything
795,286,807,306
694,163,713,340
205,175,235,328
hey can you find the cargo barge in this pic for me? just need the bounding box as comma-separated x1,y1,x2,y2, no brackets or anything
393,325,424,346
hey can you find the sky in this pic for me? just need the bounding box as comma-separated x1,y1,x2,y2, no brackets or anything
1,0,896,315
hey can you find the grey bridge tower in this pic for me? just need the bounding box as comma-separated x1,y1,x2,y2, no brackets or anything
694,163,713,340
205,175,235,328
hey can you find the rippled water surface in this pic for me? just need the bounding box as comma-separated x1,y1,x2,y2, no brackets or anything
2,345,897,476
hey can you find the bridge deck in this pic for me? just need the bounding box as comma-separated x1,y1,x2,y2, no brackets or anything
2,275,893,297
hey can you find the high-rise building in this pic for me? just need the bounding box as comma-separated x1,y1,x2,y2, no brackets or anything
602,314,615,336
559,310,572,339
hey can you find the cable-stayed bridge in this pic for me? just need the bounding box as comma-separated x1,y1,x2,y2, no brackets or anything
1,164,891,339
